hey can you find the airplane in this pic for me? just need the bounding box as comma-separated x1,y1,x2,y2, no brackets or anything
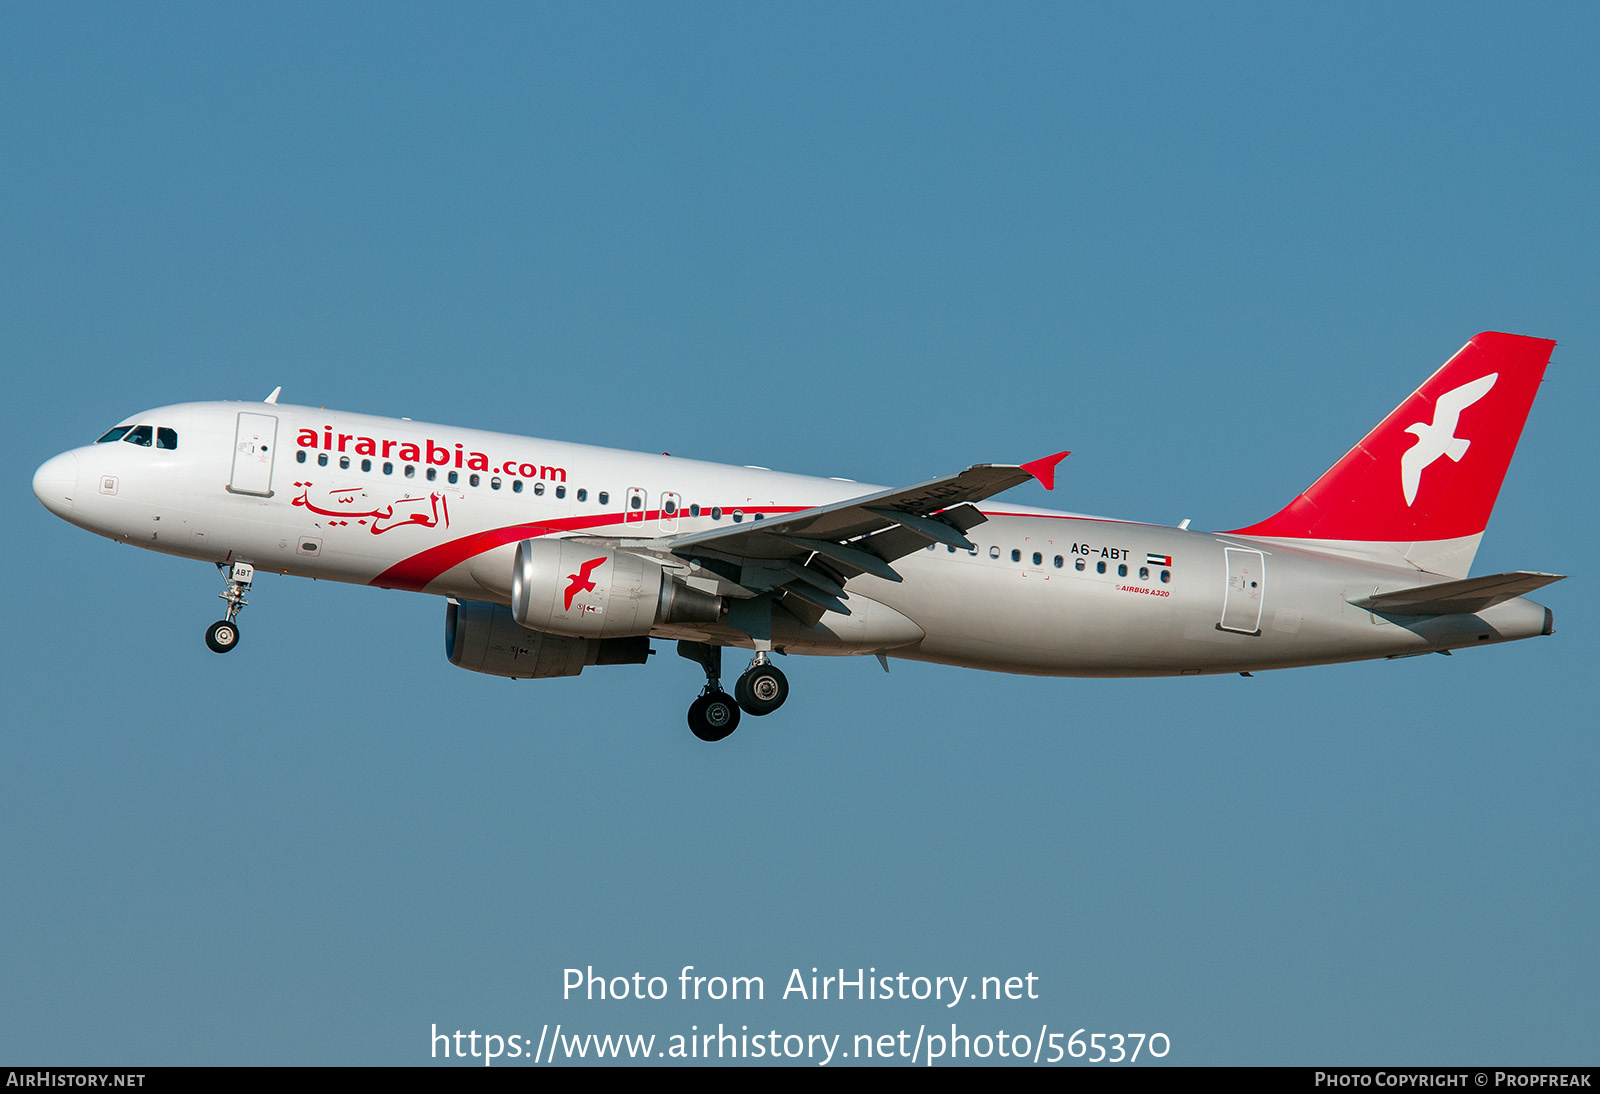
32,331,1563,742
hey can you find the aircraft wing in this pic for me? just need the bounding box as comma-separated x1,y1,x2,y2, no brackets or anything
649,452,1068,619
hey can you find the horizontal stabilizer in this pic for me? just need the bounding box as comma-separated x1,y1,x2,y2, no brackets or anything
1349,571,1565,616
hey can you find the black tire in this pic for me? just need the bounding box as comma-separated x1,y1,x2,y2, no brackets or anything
688,691,741,742
736,664,788,716
205,620,239,654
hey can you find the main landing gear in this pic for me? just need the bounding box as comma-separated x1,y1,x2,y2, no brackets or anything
205,561,254,654
687,690,741,743
679,643,792,742
680,641,738,742
733,652,789,717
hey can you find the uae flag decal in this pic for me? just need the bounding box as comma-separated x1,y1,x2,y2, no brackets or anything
1146,552,1173,567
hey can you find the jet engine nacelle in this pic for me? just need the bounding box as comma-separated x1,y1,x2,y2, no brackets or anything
445,599,650,679
511,538,721,639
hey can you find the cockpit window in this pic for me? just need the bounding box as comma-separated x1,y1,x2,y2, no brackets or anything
96,426,133,444
124,425,153,447
157,427,178,450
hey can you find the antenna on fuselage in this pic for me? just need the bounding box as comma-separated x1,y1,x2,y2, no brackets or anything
264,386,281,404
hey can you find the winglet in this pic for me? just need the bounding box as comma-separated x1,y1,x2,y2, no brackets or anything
1019,451,1070,491
264,386,282,404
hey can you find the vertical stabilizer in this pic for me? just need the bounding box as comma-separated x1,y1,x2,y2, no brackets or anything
1230,332,1553,577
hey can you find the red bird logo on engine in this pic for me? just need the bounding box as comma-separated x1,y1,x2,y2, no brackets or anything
564,556,609,611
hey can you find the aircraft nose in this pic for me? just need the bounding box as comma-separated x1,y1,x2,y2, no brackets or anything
33,451,79,519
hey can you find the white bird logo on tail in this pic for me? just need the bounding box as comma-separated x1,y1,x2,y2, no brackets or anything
1400,372,1497,506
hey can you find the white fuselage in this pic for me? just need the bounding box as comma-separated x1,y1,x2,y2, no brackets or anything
33,400,1554,677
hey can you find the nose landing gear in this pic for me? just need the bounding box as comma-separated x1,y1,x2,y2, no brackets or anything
204,619,240,653
205,561,253,654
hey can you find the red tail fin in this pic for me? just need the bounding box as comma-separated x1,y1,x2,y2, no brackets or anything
1232,332,1553,555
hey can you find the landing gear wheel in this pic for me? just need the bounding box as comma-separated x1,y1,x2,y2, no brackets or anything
735,664,788,716
688,691,741,742
205,620,240,654
208,562,252,655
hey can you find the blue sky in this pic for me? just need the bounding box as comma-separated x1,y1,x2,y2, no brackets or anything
3,3,1595,1066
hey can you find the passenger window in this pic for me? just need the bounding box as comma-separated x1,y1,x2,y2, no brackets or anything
317,453,328,467
711,507,722,520
577,488,587,502
383,462,393,475
124,425,153,446
1053,556,1063,568
630,495,642,510
1118,563,1128,577
732,511,743,523
427,467,437,481
156,428,178,450
533,481,544,495
448,470,458,484
1096,561,1106,574
340,456,350,470
491,477,501,490
511,479,521,492
1139,566,1149,580
296,450,307,464
404,465,415,478
555,485,566,499
989,546,1000,559
96,426,132,444
1011,549,1021,563
688,503,697,517
469,473,480,487
1075,559,1086,572
1032,552,1042,566
664,498,676,515
362,459,372,472
1160,569,1171,584
600,492,610,506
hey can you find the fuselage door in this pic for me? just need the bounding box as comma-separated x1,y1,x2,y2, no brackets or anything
659,491,681,533
228,412,278,497
1219,547,1265,635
